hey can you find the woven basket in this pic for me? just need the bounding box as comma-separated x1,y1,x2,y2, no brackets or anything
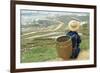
56,36,72,60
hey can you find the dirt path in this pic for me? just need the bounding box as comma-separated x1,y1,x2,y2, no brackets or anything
25,32,61,39
77,49,89,60
53,21,64,31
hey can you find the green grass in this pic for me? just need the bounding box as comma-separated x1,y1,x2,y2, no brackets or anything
21,47,58,63
80,23,89,51
80,38,89,50
21,38,59,63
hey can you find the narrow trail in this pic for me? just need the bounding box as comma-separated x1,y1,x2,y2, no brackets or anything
22,32,37,36
77,49,89,60
53,21,64,31
25,32,61,39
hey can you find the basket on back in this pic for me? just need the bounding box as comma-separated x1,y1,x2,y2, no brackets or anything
56,36,72,60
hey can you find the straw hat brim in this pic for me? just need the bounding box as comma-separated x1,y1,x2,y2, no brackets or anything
68,20,80,31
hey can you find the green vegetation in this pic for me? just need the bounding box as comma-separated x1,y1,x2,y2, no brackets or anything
80,37,89,50
21,38,58,62
80,23,89,50
21,47,58,62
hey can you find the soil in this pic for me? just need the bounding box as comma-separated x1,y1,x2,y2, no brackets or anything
77,49,89,60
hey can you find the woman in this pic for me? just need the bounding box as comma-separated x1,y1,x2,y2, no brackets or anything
67,20,81,59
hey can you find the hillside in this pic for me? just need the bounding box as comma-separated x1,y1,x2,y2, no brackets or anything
20,10,90,62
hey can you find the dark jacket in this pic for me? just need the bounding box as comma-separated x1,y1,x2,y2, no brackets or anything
67,31,81,58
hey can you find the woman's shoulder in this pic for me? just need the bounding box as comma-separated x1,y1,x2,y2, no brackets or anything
67,31,76,37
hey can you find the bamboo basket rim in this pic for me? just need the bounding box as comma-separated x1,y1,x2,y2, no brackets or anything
56,35,71,43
